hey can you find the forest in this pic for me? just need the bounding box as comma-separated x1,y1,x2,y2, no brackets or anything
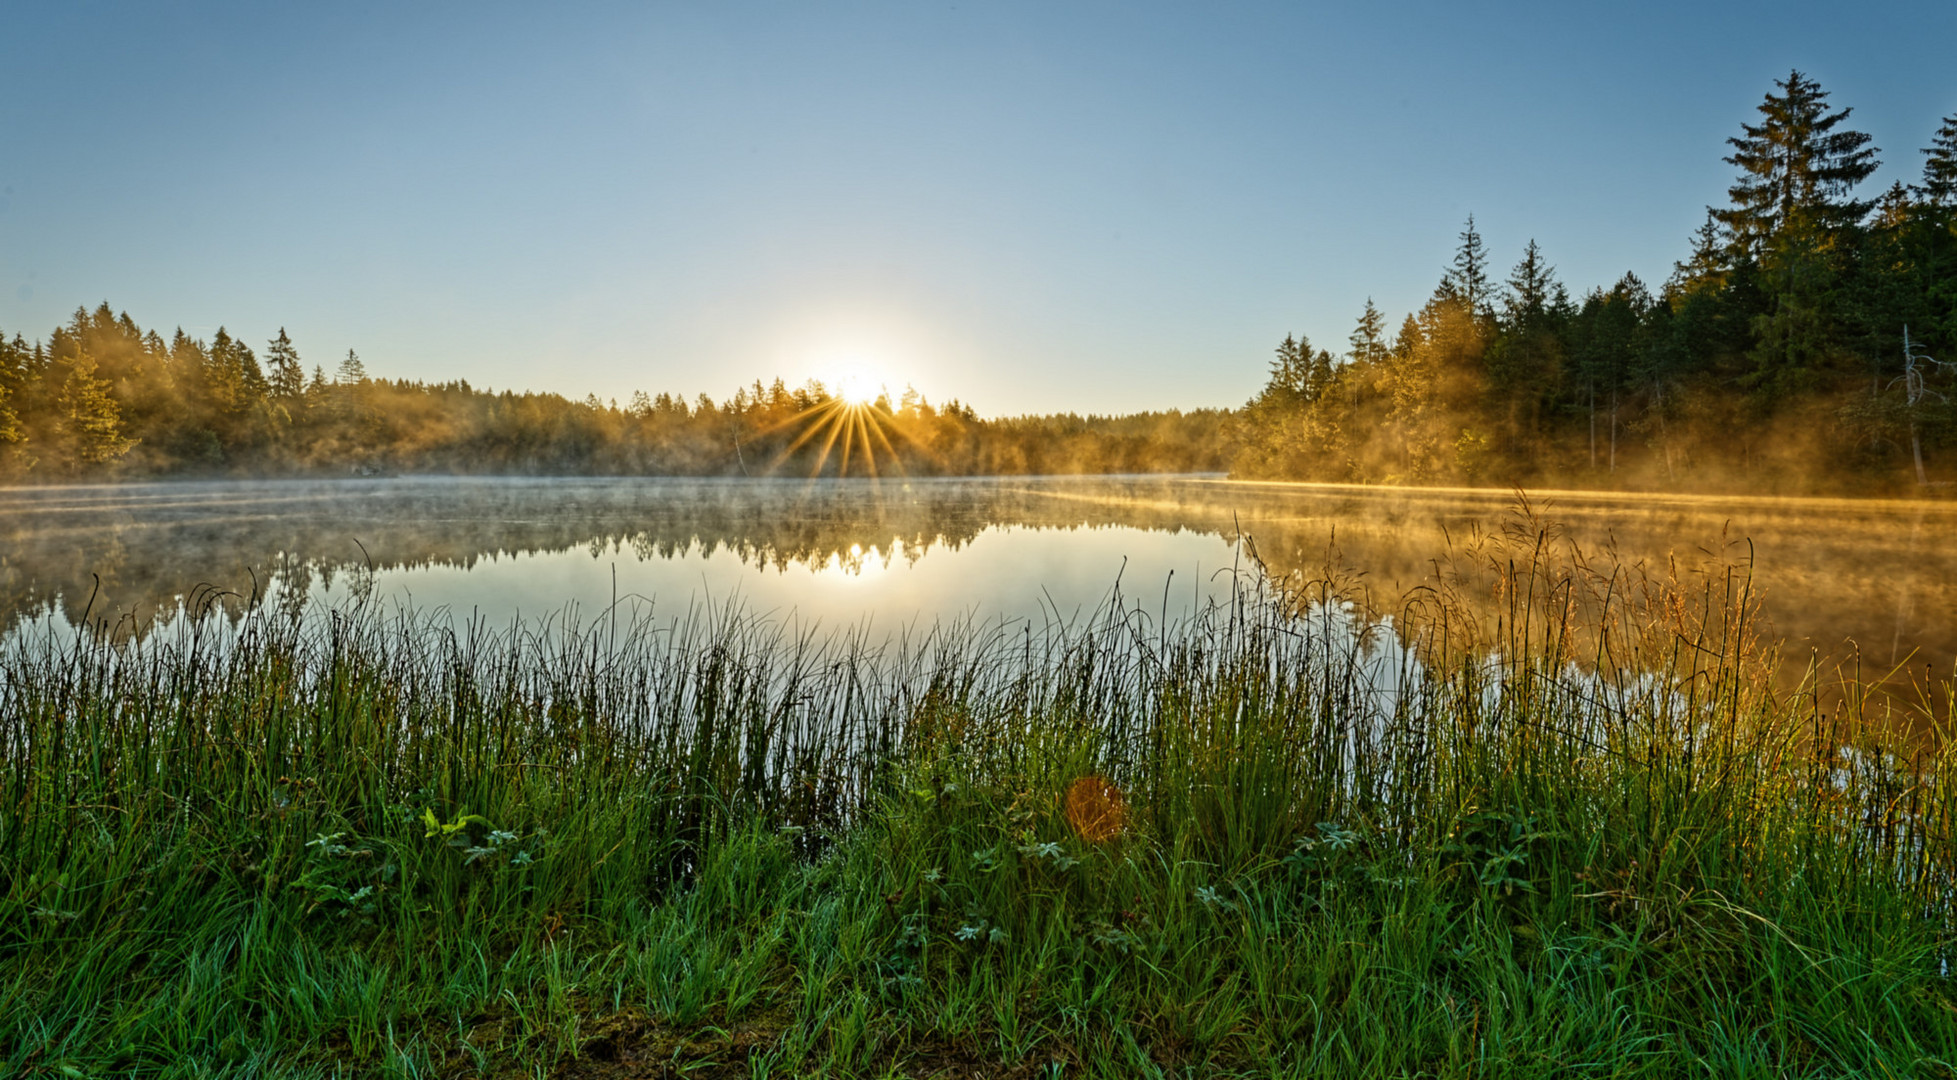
0,312,1227,482
3,72,1952,494
1232,71,1957,494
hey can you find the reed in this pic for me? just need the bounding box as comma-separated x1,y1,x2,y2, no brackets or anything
2,537,1953,1077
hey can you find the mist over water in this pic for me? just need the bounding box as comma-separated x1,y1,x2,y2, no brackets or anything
3,475,1952,718
0,477,1252,640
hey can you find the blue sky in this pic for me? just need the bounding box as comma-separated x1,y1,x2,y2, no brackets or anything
2,1,1953,415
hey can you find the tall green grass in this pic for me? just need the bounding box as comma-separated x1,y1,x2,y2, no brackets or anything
3,538,1954,1077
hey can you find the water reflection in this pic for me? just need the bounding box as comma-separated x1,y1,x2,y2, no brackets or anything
0,477,1253,639
2,476,1952,716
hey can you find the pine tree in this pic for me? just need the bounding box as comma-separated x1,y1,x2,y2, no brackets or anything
1667,212,1732,297
1713,70,1879,253
1307,346,1334,401
58,352,137,466
203,328,267,414
1918,112,1957,207
1569,274,1652,472
0,332,27,442
0,333,30,474
266,328,305,399
336,349,368,384
1381,313,1439,478
1485,242,1568,457
1267,335,1313,400
1348,299,1390,366
1440,215,1494,316
0,379,20,449
1501,240,1558,328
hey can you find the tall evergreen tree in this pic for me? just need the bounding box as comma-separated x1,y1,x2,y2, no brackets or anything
0,332,28,414
266,328,305,399
1713,70,1879,253
1667,212,1733,297
58,352,137,466
1485,242,1568,457
1713,74,1881,401
1440,215,1494,316
1267,335,1314,401
336,349,367,384
203,328,267,416
0,372,20,450
1501,239,1560,328
1919,111,1957,207
1349,299,1390,366
0,335,32,474
1569,274,1652,472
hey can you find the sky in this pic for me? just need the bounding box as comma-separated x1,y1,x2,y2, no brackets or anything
2,2,1954,417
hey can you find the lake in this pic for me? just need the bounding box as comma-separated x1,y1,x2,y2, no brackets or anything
4,475,1953,714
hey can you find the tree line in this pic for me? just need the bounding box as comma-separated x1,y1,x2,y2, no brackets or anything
1232,71,1957,494
7,70,1950,494
0,312,1227,481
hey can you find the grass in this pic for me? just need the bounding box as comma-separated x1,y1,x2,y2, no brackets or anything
3,529,1956,1078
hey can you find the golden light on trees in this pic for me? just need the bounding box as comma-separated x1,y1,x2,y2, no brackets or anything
765,376,906,479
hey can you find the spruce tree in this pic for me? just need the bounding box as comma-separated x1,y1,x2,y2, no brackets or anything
265,328,305,399
336,349,367,384
1349,299,1390,366
1267,335,1313,401
1486,242,1567,456
1713,70,1879,253
0,378,20,449
1501,240,1558,327
0,331,27,422
1441,215,1494,316
1667,212,1732,296
1918,111,1957,207
58,353,136,466
203,328,267,414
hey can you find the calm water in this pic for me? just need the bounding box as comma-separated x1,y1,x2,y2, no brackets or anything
3,475,1953,703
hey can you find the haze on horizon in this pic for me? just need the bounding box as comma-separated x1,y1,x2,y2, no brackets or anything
2,1,1952,416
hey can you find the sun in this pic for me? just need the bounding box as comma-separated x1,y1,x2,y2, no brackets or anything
834,369,881,406
751,356,936,479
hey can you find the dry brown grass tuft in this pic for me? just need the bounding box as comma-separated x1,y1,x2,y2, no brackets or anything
1063,775,1128,842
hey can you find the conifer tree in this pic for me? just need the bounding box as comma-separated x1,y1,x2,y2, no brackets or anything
265,328,305,399
1484,241,1567,456
1501,240,1559,328
0,331,27,410
1348,299,1390,366
1570,274,1652,472
336,349,367,384
58,352,136,466
1918,111,1957,207
203,328,267,415
1713,70,1879,253
1440,215,1494,316
0,379,20,449
1667,212,1732,296
1267,335,1314,401
0,335,29,473
1714,74,1880,401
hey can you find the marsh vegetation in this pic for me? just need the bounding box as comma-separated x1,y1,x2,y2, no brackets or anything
4,497,1955,1077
